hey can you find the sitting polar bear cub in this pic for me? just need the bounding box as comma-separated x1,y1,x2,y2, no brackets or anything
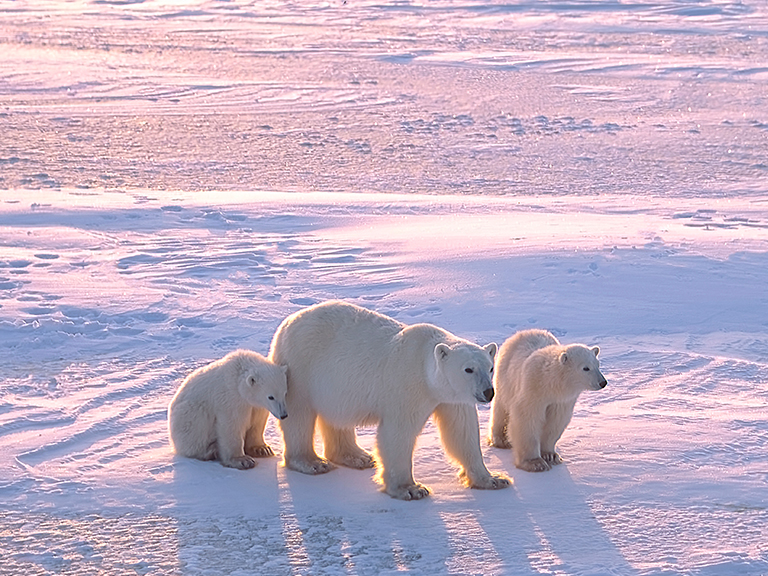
168,349,288,469
488,329,607,472
269,300,511,500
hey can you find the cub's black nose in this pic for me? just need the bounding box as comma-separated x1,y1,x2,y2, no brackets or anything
599,379,608,389
484,388,495,402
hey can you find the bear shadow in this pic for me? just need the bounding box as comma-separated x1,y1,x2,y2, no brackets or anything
477,460,639,575
273,464,457,574
167,446,636,574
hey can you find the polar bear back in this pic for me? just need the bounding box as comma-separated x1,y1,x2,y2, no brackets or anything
270,300,457,424
494,329,558,400
172,351,245,408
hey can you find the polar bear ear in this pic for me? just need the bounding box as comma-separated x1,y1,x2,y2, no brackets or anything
591,346,600,357
434,343,451,362
484,342,498,360
559,352,568,364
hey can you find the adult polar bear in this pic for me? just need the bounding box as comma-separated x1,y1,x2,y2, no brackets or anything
269,300,511,500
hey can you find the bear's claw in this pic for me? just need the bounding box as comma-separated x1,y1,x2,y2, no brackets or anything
246,445,275,458
541,451,562,465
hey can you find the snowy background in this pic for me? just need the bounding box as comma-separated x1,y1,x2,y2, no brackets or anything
1,1,767,575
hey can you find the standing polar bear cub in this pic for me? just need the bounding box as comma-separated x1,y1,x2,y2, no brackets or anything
269,300,510,500
168,349,288,469
489,329,607,472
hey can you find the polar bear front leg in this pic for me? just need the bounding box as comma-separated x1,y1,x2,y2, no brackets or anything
244,407,275,458
509,405,550,473
433,403,511,490
215,419,256,470
279,406,335,475
540,401,575,466
375,419,430,500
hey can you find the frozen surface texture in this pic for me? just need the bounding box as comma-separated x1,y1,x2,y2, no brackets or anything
1,1,768,575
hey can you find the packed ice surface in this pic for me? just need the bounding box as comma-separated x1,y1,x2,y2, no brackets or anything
1,1,768,575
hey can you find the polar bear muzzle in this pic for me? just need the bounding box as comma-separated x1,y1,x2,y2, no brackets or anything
475,385,494,403
268,398,289,420
474,377,495,403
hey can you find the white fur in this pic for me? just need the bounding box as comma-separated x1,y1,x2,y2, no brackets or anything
268,300,510,500
168,349,288,469
488,329,607,472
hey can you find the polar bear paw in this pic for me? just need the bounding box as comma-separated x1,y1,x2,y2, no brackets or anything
463,471,512,490
541,451,563,465
286,457,336,475
388,483,431,501
517,457,551,473
246,444,275,458
223,455,257,470
488,435,512,449
334,452,375,470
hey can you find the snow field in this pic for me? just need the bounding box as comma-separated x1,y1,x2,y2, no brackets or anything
1,190,767,574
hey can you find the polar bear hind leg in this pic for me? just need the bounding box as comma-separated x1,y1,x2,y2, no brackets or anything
169,400,219,461
488,400,512,449
318,417,375,469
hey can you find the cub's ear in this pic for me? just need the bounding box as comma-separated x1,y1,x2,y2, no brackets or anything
483,342,498,360
434,343,451,362
591,346,600,357
559,352,568,364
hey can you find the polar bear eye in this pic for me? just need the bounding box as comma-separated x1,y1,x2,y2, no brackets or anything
268,395,275,401
465,368,474,374
583,367,590,372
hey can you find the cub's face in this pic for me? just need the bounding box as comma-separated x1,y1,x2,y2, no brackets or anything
434,341,497,404
239,363,289,420
561,344,607,392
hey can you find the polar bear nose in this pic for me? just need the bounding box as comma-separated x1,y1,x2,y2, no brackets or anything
599,379,608,389
483,387,495,402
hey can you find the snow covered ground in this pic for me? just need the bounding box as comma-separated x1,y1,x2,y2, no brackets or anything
1,1,768,575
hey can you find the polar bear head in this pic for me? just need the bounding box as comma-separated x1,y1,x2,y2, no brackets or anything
236,353,289,420
434,341,498,404
559,344,607,392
